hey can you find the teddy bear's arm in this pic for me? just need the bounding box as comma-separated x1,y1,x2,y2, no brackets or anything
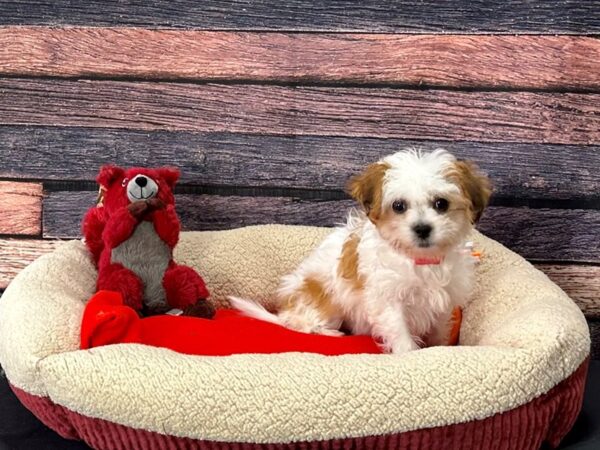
102,206,140,248
82,207,106,264
152,204,180,248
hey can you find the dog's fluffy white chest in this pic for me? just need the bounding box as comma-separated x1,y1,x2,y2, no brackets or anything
337,225,473,340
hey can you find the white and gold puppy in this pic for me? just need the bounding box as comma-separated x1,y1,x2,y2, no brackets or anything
231,149,491,354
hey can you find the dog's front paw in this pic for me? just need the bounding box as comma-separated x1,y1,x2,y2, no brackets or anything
391,337,420,355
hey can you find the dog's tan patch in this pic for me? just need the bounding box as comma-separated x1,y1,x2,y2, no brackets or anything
338,234,365,291
445,161,492,223
347,162,390,222
281,276,341,317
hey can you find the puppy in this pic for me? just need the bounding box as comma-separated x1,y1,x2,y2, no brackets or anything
231,149,491,354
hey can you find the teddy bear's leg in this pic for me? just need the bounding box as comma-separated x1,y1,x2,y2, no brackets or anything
97,263,144,311
163,263,213,317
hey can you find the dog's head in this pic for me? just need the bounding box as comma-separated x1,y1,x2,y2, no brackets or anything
347,149,491,259
96,165,180,212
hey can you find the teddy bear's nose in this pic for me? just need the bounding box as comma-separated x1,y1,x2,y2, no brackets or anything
135,176,148,188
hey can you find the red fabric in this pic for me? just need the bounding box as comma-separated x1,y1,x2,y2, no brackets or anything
10,358,589,449
80,290,383,356
82,166,210,313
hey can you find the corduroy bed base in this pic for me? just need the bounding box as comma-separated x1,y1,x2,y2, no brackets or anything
11,358,588,450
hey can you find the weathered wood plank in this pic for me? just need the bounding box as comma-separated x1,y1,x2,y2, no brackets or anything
477,207,600,263
537,265,600,319
0,1,597,33
43,191,355,240
1,80,599,145
2,126,599,202
0,181,42,236
43,191,600,262
0,238,60,289
2,29,599,90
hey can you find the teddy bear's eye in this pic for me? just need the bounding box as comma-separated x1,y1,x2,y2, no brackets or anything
121,178,129,187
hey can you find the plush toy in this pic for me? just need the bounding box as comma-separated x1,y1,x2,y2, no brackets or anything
80,291,463,356
82,166,213,318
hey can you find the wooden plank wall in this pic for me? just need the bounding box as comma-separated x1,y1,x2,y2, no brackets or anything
0,0,598,352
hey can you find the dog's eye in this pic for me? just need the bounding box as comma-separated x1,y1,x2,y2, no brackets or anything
392,200,407,214
433,198,449,212
121,178,129,187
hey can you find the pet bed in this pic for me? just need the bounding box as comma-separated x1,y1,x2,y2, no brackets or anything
0,225,590,449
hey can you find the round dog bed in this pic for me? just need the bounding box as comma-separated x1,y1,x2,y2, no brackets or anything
0,225,590,449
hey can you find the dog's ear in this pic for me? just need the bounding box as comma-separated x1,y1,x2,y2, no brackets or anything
347,162,389,221
96,165,125,189
450,160,492,223
157,167,180,188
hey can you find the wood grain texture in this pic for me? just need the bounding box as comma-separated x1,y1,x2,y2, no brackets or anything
477,207,600,262
43,191,355,239
2,29,600,90
537,265,600,318
2,126,599,202
0,1,598,33
0,182,42,236
1,80,599,144
0,238,59,289
43,191,600,262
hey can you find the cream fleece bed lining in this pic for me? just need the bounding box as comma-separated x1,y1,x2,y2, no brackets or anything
0,225,590,444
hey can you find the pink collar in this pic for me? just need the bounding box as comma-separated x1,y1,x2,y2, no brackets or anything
413,257,443,265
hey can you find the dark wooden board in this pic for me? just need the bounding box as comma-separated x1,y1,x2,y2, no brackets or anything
3,29,600,90
477,207,600,263
0,182,42,236
1,80,600,145
2,126,599,203
537,264,600,319
43,191,354,240
43,191,600,262
589,321,600,360
0,1,598,33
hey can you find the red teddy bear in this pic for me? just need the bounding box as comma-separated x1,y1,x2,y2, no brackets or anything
82,165,213,318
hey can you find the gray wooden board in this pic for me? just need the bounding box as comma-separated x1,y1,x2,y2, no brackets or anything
590,321,600,360
1,80,599,145
0,1,598,33
44,191,600,262
1,126,599,204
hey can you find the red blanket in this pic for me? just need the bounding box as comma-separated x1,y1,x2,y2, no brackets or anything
80,291,384,356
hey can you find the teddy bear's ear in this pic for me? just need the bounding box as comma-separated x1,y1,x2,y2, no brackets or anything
158,167,180,188
96,165,125,188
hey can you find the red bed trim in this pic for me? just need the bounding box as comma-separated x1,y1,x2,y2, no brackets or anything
10,357,588,450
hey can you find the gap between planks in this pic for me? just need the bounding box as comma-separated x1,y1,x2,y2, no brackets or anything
1,79,600,144
1,29,599,90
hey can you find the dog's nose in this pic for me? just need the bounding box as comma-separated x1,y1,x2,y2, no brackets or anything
413,223,432,240
135,176,148,187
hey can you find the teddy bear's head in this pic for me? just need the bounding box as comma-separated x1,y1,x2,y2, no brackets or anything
96,165,180,212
